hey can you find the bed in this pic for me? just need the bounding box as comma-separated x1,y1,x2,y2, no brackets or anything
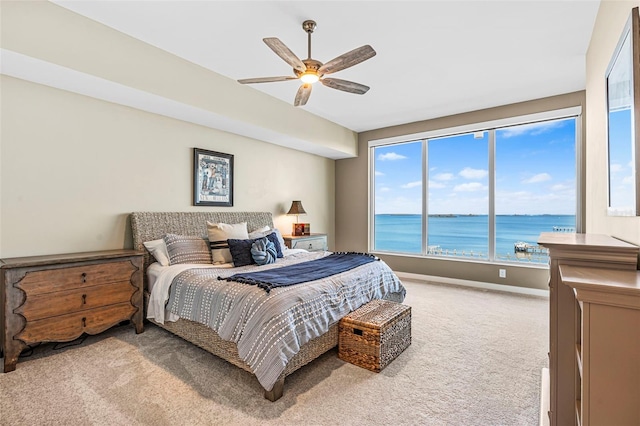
130,211,405,401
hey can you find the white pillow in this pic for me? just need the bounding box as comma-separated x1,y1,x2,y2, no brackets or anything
143,239,171,266
207,221,249,264
249,226,271,235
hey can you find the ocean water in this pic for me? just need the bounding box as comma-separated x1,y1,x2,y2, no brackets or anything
374,214,576,263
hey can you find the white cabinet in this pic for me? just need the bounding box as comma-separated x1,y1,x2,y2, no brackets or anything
283,234,328,252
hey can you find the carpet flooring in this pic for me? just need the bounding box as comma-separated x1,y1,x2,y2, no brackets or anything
0,279,548,426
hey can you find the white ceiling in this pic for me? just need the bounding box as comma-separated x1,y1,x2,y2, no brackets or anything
53,0,600,133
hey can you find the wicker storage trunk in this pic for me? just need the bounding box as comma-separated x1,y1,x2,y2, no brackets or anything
338,299,411,372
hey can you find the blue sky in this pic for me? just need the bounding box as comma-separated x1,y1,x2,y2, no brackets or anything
608,109,633,210
374,117,577,215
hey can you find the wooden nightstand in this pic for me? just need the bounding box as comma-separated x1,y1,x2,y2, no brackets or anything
1,249,144,372
283,233,328,252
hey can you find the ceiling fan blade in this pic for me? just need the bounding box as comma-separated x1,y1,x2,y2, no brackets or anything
238,76,298,84
263,37,306,72
294,83,312,106
317,45,376,75
321,78,370,95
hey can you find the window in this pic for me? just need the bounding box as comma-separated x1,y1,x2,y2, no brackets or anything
427,132,489,259
370,110,579,265
373,141,423,253
494,119,576,262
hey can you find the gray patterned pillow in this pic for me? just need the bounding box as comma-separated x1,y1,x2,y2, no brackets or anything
163,233,212,265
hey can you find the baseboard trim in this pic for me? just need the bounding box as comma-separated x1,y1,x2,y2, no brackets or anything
395,271,549,297
540,367,550,426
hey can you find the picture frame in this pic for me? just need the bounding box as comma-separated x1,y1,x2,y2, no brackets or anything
193,148,234,206
292,223,311,236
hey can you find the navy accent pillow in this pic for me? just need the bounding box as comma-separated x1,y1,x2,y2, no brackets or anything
228,233,284,266
264,232,284,258
227,238,255,267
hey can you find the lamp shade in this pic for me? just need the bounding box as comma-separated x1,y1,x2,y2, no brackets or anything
286,200,307,216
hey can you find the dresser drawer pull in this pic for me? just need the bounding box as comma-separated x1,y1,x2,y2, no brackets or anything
82,317,86,327
81,272,87,283
82,294,87,305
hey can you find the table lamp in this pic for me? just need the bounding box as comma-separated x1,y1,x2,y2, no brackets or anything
286,200,310,235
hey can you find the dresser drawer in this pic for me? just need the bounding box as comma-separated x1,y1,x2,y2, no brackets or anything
17,281,136,321
17,303,137,344
17,261,136,296
290,237,327,251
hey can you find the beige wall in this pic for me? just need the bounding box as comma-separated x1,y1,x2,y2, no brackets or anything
336,92,585,290
0,76,335,258
585,0,640,246
1,1,356,159
0,1,352,258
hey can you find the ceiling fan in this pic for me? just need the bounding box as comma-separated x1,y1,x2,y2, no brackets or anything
238,20,376,107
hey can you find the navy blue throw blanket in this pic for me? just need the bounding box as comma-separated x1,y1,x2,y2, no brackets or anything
220,252,378,293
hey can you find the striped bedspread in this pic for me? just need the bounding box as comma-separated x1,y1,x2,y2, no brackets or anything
163,251,406,392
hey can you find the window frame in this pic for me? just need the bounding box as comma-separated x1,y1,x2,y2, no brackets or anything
368,106,583,266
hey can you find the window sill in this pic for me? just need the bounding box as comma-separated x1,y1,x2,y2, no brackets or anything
371,250,549,270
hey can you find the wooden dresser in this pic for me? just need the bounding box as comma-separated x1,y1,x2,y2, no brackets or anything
559,265,640,426
1,249,144,372
538,233,639,426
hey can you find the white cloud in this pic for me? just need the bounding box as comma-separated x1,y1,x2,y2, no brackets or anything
379,187,391,192
434,172,454,181
429,184,578,215
499,120,564,138
429,194,488,215
453,182,487,192
459,167,488,179
550,183,570,191
522,173,551,184
375,171,385,176
375,196,421,214
499,190,530,198
378,152,407,161
494,189,576,215
610,164,623,173
429,180,446,189
401,181,421,189
623,175,634,185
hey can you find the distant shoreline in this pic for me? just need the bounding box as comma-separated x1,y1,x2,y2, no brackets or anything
374,213,575,263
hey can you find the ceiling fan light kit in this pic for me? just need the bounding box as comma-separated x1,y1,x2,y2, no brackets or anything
300,71,320,84
237,20,376,106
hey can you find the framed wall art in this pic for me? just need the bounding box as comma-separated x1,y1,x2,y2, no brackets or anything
193,148,234,206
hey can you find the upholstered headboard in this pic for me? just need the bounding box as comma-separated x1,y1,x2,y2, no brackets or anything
130,211,275,275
